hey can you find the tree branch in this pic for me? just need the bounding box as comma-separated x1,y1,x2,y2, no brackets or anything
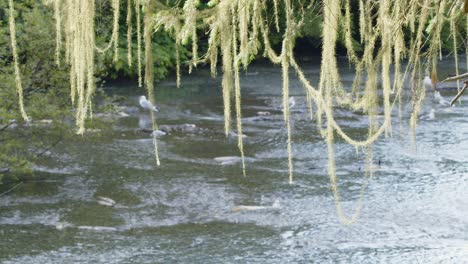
0,120,16,132
450,81,468,106
442,72,468,82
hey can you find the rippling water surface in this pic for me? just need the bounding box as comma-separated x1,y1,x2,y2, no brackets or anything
1,57,467,263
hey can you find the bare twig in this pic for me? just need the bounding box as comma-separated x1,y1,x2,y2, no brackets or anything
442,72,468,82
451,81,468,106
35,136,64,158
0,120,16,132
0,181,23,197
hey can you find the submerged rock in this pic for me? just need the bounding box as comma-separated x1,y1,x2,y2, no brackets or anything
151,130,168,137
159,124,198,134
141,124,200,136
116,106,139,114
55,221,73,231
244,71,259,76
22,119,53,127
213,156,242,165
140,128,153,134
231,199,281,212
228,131,247,138
97,196,116,207
257,111,271,116
38,119,53,125
85,128,102,133
117,111,130,117
56,222,117,232
77,225,118,232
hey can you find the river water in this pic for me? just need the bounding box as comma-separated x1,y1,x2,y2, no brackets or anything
1,57,467,263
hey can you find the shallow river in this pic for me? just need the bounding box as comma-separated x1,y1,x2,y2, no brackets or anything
1,57,467,263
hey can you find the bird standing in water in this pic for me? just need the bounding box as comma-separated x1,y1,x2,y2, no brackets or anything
423,76,434,91
423,72,438,91
288,96,296,108
139,96,159,112
423,76,449,106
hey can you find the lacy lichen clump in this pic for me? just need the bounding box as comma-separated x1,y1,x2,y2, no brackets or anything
64,0,98,134
7,0,467,224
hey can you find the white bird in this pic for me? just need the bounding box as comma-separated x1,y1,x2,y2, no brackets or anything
423,76,434,90
289,96,296,108
139,96,159,112
428,108,435,120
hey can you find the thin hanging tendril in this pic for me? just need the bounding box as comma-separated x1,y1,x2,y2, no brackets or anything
8,0,29,122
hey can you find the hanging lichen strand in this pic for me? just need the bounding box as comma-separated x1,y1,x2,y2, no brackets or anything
152,0,466,223
450,5,463,98
143,0,161,166
96,0,120,62
136,0,143,87
127,0,133,66
281,0,295,184
8,0,29,122
7,0,467,223
54,0,62,66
